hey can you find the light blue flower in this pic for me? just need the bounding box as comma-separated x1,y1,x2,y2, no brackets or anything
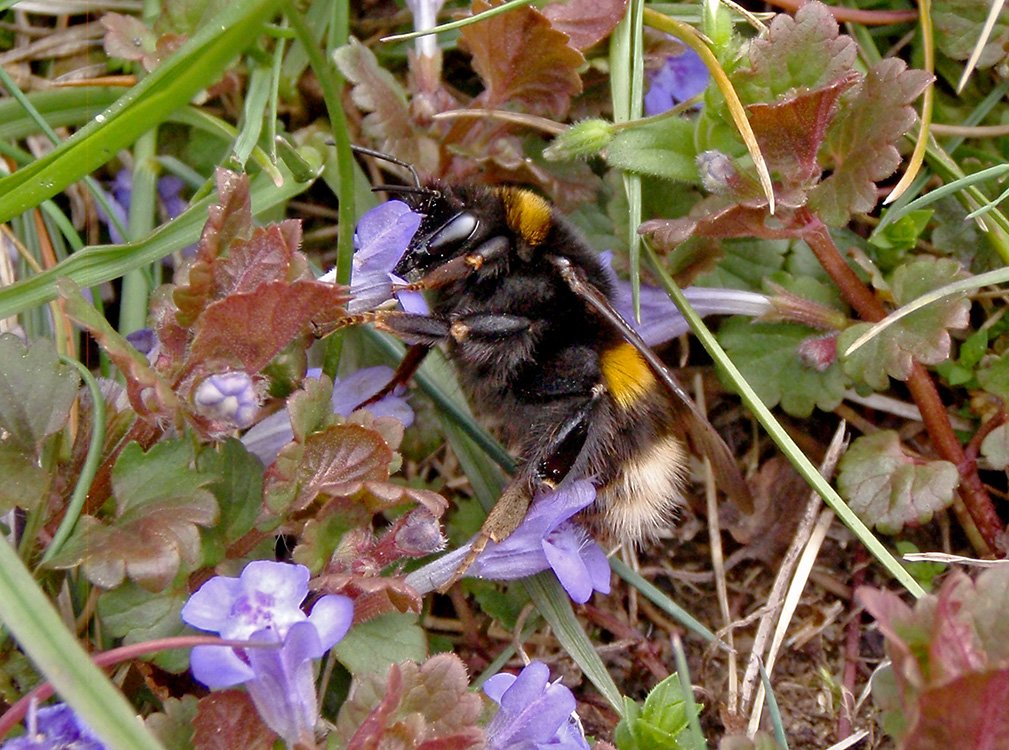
644,48,709,116
181,561,353,747
600,252,771,348
406,481,611,604
0,702,106,750
484,661,589,750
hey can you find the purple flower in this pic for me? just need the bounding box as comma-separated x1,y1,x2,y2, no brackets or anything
240,365,413,465
181,561,354,746
600,252,771,348
125,328,157,356
483,661,589,750
1,702,106,750
193,370,259,429
405,481,611,604
644,48,709,116
339,201,428,313
97,169,189,245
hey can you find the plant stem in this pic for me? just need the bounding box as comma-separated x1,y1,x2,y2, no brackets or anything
799,210,1004,554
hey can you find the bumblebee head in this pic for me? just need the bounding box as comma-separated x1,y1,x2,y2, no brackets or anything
393,197,482,281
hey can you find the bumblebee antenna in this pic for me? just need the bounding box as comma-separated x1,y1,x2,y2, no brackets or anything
349,144,423,190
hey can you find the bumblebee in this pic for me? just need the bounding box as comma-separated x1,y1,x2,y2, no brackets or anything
347,149,751,577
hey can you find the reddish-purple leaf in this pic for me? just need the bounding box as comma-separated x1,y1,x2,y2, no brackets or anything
101,13,160,70
903,672,1009,750
808,58,932,226
175,170,253,325
265,424,393,514
462,0,584,118
212,221,303,296
542,0,628,51
188,280,347,372
746,73,859,187
333,38,439,174
337,654,484,750
193,691,276,750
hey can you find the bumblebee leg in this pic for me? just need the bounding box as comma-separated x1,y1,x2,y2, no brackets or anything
396,236,510,291
438,386,604,592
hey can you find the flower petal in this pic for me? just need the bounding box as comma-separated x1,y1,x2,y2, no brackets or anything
307,595,354,651
180,576,244,632
542,525,594,604
189,644,256,688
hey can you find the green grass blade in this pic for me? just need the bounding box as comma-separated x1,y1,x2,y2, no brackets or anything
0,538,164,749
0,0,285,224
0,155,320,320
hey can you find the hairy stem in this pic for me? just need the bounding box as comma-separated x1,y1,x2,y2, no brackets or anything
799,210,1004,554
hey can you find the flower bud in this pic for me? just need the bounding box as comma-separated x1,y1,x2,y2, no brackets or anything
193,370,259,428
544,119,614,161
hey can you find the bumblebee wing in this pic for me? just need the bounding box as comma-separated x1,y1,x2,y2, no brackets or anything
549,255,753,513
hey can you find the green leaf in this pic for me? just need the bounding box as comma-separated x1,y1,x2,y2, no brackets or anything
605,117,699,182
695,238,789,290
734,1,856,102
837,431,959,534
48,440,219,591
0,443,49,513
0,334,79,451
868,209,934,270
195,439,263,561
978,353,1009,401
840,258,970,389
333,612,427,676
615,672,695,750
98,581,189,672
718,318,846,417
981,423,1009,470
934,0,1009,67
145,696,198,749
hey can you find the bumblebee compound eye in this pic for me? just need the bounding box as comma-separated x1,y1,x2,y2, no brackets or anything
393,211,480,278
428,212,479,254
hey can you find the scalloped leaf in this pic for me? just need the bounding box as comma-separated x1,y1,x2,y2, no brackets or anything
334,654,484,750
542,0,627,50
188,280,347,372
146,696,199,748
0,333,80,451
212,221,303,296
839,258,970,389
264,423,393,514
462,0,584,118
837,431,959,534
934,0,1009,67
746,73,858,188
60,280,180,421
807,58,932,226
193,691,275,750
333,38,436,170
332,612,427,676
859,566,1009,747
717,318,846,417
174,169,253,326
48,440,219,591
735,1,857,102
196,438,262,558
981,423,1009,470
97,581,189,672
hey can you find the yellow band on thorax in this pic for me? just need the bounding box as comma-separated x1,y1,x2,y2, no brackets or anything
498,188,551,246
600,342,656,409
